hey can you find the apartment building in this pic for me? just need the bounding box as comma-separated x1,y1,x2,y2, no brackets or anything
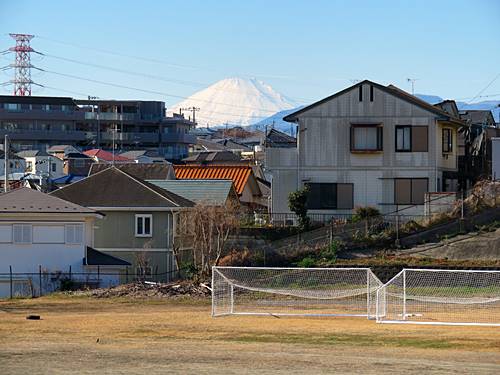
267,80,464,216
0,95,196,161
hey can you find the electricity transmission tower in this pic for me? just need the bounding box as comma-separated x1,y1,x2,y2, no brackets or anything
1,33,42,96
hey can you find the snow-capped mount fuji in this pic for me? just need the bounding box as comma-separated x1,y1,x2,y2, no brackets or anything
168,77,299,127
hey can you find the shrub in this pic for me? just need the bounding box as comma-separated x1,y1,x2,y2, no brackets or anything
59,278,75,291
288,186,311,231
352,206,381,223
296,256,316,268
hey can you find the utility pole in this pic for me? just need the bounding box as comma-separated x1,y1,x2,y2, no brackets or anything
407,78,418,95
4,135,9,193
181,107,200,125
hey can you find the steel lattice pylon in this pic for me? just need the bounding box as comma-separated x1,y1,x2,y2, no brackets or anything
8,33,36,96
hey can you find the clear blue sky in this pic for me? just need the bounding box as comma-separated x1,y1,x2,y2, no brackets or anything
1,0,499,108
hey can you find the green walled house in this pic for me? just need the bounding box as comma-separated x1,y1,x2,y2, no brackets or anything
51,167,194,282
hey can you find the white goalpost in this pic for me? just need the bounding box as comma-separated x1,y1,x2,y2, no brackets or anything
376,269,500,326
212,267,383,318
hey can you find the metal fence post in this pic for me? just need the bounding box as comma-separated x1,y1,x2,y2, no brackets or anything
97,265,100,288
126,266,129,284
39,265,42,297
69,265,72,281
9,265,13,299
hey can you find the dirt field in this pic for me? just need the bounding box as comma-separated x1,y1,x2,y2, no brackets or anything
0,295,499,374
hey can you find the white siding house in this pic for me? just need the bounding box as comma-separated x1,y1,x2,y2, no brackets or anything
0,188,128,297
267,80,464,217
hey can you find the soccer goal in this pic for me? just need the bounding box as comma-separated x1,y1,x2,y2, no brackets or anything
212,267,383,318
376,269,500,326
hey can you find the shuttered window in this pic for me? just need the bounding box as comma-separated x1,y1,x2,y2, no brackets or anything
65,224,84,244
306,183,354,210
395,126,428,152
394,178,428,205
13,224,32,244
442,128,453,153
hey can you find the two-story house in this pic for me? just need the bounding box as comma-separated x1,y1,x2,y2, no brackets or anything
50,167,194,281
267,80,464,217
17,150,65,180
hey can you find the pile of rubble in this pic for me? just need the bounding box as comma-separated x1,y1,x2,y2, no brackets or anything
463,180,500,213
82,280,212,299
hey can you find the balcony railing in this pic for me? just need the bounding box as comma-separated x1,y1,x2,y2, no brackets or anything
84,112,138,121
100,132,159,143
0,129,87,141
161,132,197,144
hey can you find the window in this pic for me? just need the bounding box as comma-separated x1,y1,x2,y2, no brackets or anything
350,125,383,151
442,128,453,153
135,214,152,237
42,104,50,111
358,85,363,102
51,163,57,172
394,178,428,205
65,224,83,244
13,224,32,244
370,85,374,102
26,161,33,171
5,103,21,111
306,183,354,210
395,126,428,152
395,126,411,151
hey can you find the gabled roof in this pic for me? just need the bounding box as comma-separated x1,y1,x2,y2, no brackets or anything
88,163,175,180
173,165,254,195
50,167,193,208
84,247,131,266
47,145,80,154
183,151,243,163
434,100,460,118
0,150,23,160
266,128,297,147
0,187,99,215
17,150,50,158
83,149,131,162
283,80,464,124
196,138,230,152
147,179,237,206
459,110,496,127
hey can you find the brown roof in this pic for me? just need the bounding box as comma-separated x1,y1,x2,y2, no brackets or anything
51,167,194,208
89,163,174,180
0,187,99,215
173,165,254,195
284,80,465,124
183,151,243,163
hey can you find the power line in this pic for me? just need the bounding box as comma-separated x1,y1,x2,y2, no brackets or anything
467,73,500,104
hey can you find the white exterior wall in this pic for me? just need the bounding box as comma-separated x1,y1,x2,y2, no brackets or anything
0,214,98,297
0,159,26,176
268,83,459,215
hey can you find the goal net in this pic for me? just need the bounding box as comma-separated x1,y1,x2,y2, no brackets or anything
376,269,500,326
212,267,382,318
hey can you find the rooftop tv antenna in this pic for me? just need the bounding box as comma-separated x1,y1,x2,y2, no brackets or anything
181,107,200,125
407,78,418,95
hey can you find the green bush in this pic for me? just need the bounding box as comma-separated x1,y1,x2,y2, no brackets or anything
288,186,311,231
296,256,317,268
352,206,381,223
59,278,75,291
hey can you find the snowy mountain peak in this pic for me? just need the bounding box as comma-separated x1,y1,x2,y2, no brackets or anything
168,77,299,127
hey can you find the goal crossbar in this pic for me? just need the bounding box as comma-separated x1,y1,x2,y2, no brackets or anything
212,266,383,318
376,269,500,326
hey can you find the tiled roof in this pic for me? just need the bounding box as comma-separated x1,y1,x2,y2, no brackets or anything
89,163,175,180
83,149,131,162
147,179,236,205
51,167,194,208
0,187,99,215
17,150,50,158
173,165,253,195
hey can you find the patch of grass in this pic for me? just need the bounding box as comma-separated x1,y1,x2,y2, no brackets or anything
226,332,460,350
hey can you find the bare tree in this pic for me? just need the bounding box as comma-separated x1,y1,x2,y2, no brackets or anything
177,202,239,277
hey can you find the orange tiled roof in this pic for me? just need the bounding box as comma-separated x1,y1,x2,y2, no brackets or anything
173,165,252,195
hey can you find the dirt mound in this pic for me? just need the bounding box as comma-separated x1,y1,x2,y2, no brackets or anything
84,281,211,299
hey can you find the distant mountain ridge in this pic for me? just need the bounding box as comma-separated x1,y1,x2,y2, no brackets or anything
246,94,499,135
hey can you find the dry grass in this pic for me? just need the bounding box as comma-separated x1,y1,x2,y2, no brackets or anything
0,295,499,374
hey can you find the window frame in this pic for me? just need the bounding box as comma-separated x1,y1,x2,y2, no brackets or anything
306,183,354,210
350,124,383,152
65,224,84,245
394,178,429,205
135,214,153,237
13,224,32,245
395,125,412,152
442,128,453,153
